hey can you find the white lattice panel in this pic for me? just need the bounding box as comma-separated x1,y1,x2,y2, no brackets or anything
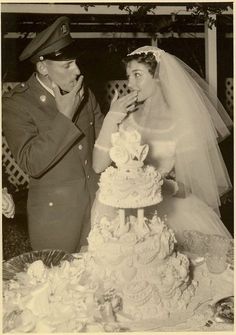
225,77,233,117
2,82,19,95
2,135,29,188
104,80,130,103
2,82,29,189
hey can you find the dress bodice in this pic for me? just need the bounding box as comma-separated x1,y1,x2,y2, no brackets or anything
122,114,176,176
146,140,176,175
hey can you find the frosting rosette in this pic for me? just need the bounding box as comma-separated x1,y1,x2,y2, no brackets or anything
109,146,130,166
110,126,148,164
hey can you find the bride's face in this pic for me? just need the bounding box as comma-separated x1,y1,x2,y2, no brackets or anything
126,60,157,102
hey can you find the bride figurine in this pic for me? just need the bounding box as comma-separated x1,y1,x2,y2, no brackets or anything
92,45,233,246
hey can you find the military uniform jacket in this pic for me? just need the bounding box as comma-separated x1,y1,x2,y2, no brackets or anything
3,74,104,251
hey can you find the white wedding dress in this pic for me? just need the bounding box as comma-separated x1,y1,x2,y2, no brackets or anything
91,113,232,248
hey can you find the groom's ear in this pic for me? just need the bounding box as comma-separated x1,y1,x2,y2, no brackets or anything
36,61,48,76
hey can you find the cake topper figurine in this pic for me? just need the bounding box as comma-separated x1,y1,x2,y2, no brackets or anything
110,125,149,168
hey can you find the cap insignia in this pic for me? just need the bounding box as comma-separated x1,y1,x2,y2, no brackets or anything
61,24,68,35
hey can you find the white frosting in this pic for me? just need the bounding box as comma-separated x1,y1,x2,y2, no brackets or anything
4,212,193,329
99,165,163,208
3,259,122,332
99,126,163,208
87,212,196,320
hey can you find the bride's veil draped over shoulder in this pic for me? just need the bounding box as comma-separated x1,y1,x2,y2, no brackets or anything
127,46,233,215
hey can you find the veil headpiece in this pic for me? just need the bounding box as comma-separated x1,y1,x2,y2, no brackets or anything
128,45,164,63
126,46,232,215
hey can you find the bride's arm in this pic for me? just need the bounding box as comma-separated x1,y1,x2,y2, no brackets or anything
92,90,138,173
92,126,116,173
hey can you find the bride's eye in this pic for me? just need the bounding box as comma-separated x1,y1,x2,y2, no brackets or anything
134,72,141,78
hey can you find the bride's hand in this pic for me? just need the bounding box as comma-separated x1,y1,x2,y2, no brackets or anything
174,181,187,198
108,90,138,123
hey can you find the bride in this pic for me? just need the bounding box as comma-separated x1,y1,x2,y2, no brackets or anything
91,45,233,246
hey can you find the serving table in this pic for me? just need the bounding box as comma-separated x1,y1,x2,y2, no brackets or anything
3,232,234,332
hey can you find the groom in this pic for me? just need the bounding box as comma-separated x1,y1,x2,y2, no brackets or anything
3,17,104,253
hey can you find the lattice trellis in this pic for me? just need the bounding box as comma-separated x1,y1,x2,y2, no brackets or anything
2,82,29,189
104,80,130,103
2,135,29,188
225,77,233,118
2,82,19,94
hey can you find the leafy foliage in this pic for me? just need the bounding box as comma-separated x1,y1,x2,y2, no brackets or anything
186,2,233,28
79,4,95,12
80,3,232,32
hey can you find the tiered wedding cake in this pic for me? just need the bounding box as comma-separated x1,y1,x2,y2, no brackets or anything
88,126,197,321
3,127,200,332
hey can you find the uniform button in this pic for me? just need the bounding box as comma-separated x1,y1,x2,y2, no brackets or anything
90,121,93,126
84,159,88,165
78,144,83,150
40,95,46,102
49,202,53,207
21,83,25,87
87,175,90,179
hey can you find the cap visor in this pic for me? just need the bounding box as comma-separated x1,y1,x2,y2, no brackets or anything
44,42,80,61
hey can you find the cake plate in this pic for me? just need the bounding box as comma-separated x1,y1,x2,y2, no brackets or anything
2,249,74,281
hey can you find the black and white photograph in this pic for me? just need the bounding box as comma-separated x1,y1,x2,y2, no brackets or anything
1,0,234,332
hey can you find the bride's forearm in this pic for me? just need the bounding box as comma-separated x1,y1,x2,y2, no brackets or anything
92,146,112,173
92,107,124,173
92,118,118,173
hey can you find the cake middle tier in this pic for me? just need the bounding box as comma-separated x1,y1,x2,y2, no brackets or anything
99,165,163,208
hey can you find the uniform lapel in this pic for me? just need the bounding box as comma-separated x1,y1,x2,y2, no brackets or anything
28,74,58,120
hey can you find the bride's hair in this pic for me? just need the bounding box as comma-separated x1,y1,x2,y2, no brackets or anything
122,52,158,77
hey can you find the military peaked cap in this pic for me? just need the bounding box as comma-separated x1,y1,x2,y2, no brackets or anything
19,16,78,63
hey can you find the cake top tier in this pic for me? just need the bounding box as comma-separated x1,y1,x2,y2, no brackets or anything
98,126,163,209
109,125,149,169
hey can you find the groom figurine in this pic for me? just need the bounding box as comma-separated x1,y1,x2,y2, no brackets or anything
3,16,104,252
